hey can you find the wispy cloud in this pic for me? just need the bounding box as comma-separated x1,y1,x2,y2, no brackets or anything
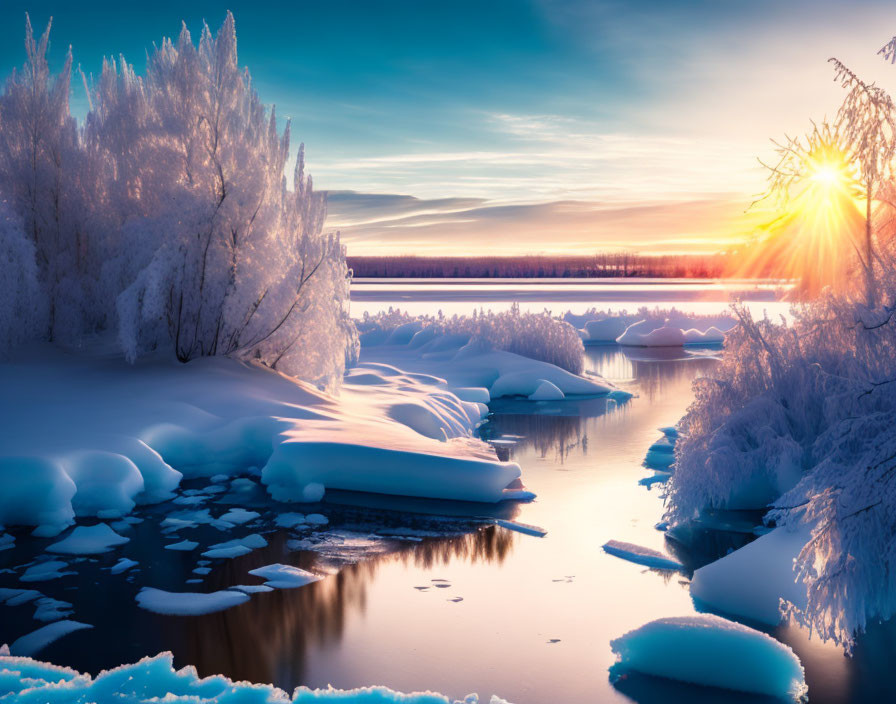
327,190,767,256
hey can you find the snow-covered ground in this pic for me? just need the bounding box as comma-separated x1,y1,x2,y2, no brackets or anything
0,343,533,537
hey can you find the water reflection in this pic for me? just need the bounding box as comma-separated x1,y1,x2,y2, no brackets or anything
175,526,514,688
586,345,719,400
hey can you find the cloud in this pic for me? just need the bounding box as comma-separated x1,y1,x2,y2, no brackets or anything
326,190,768,256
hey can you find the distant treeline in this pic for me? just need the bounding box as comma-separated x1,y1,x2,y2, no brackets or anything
348,253,732,278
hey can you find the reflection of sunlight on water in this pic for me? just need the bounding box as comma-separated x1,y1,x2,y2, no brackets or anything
174,526,515,688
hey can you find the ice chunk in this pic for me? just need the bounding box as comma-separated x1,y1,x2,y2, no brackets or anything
229,584,275,594
0,533,15,551
110,558,138,574
20,560,74,582
201,533,268,559
164,540,198,551
602,540,682,570
644,449,675,470
528,380,565,401
264,442,530,505
305,514,329,526
274,512,306,528
135,587,249,615
690,526,809,625
46,523,130,555
218,508,260,525
495,519,547,537
609,615,807,701
248,563,321,589
584,317,629,343
10,620,93,656
32,597,73,622
0,588,41,606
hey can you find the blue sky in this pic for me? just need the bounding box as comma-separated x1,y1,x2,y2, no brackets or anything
3,1,896,254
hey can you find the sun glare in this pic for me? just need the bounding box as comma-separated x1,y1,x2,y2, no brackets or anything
733,143,864,294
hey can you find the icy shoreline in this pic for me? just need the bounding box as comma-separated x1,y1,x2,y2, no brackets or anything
0,344,532,537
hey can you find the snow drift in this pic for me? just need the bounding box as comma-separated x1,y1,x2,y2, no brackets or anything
0,345,530,534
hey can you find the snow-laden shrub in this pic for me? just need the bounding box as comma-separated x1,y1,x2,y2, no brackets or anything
0,14,357,387
0,204,47,355
666,292,896,648
0,17,89,342
361,304,585,374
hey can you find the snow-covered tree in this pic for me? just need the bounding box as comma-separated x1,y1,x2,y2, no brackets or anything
0,13,357,387
0,203,47,355
666,33,896,651
828,57,896,307
0,16,88,341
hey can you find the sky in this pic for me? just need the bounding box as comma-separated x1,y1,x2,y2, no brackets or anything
3,0,896,255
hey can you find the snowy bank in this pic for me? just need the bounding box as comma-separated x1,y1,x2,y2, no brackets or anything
609,615,807,701
691,526,809,625
0,648,512,703
0,345,531,534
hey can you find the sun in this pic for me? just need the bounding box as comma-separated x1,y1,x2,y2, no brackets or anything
731,141,865,295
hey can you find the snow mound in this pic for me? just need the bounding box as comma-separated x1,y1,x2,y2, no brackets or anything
46,523,130,555
110,558,138,574
0,457,75,537
248,563,321,589
602,540,682,570
9,620,93,656
583,317,631,343
164,540,198,551
690,526,809,625
528,379,565,401
135,587,249,615
20,560,73,582
274,512,307,528
616,318,728,347
0,650,510,702
610,614,807,701
264,441,530,504
202,534,268,559
0,349,532,532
